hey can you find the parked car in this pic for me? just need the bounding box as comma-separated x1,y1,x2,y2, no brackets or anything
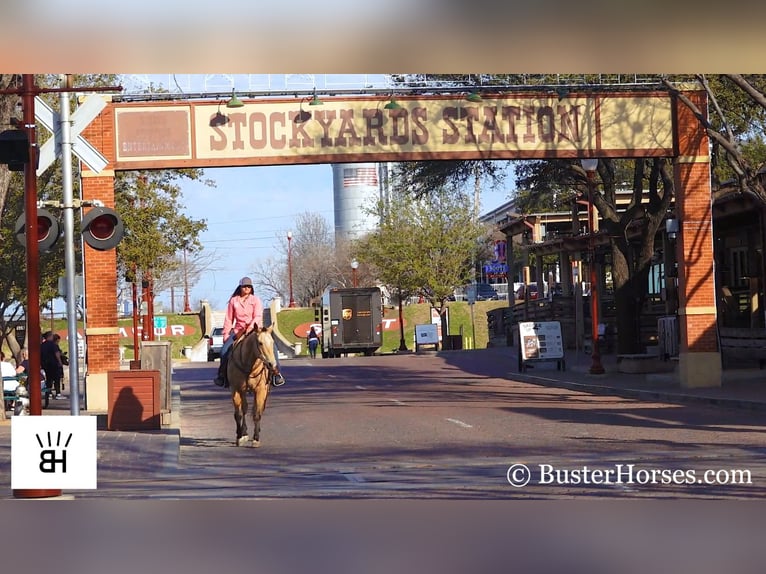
207,327,224,361
475,283,500,301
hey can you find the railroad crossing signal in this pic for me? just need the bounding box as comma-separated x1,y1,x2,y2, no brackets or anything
35,95,109,176
81,206,124,251
14,208,61,252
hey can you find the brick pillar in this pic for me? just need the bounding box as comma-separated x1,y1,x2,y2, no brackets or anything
673,88,721,387
80,100,120,410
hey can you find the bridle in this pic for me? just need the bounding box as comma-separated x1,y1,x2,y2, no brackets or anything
230,329,279,379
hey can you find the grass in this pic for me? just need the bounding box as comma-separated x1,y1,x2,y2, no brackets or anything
4,313,205,362
3,301,508,364
276,300,509,355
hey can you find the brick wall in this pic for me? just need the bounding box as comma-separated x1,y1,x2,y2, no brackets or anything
673,90,717,353
81,101,120,374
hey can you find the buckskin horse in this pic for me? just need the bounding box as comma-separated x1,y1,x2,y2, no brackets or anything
227,326,280,447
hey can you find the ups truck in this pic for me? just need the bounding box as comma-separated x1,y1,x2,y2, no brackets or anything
315,287,383,358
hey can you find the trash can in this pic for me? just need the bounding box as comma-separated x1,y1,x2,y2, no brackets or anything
107,370,161,430
293,342,302,356
445,335,463,350
139,341,172,422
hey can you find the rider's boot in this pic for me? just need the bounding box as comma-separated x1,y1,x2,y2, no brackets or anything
213,354,229,388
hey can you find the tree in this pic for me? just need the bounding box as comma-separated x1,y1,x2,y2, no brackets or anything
515,156,673,353
662,75,766,204
357,175,489,341
396,159,508,200
252,212,336,306
148,247,217,311
114,170,211,317
355,195,421,351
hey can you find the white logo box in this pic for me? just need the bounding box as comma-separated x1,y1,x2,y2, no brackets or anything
11,416,97,490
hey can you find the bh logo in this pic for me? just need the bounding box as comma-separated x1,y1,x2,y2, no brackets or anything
36,431,73,473
11,416,97,490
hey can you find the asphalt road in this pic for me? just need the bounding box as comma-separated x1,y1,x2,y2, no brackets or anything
67,349,766,499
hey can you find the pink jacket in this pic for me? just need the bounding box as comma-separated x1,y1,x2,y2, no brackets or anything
223,294,263,339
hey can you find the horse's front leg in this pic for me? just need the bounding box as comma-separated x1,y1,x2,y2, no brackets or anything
232,389,249,446
251,379,270,447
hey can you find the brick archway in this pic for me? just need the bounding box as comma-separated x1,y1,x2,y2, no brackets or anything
78,87,717,406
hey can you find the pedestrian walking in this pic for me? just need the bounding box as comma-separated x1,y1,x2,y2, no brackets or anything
41,331,64,398
307,327,320,359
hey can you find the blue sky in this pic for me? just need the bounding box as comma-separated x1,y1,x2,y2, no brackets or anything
175,164,514,311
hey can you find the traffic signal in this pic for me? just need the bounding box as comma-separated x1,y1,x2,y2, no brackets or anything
81,206,124,251
0,129,29,172
14,209,61,252
487,312,496,334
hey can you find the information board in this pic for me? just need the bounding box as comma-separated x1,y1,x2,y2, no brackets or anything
518,321,564,365
415,324,439,345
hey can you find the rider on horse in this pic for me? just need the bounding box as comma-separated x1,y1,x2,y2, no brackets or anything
214,276,286,388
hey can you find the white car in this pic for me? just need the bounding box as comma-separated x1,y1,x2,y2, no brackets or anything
208,327,224,361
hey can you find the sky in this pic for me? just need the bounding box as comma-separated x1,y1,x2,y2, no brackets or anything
174,164,514,312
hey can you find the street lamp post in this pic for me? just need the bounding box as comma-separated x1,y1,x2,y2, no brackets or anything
182,247,191,313
581,158,605,374
351,258,359,288
287,231,296,308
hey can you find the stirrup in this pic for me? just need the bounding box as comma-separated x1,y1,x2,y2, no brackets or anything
272,373,285,387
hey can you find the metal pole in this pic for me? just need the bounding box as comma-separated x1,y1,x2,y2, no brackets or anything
132,274,140,362
183,248,191,312
21,75,42,416
147,273,155,341
142,279,151,341
287,231,296,308
586,171,605,374
59,81,83,414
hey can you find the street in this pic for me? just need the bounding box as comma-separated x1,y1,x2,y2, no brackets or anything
59,348,766,499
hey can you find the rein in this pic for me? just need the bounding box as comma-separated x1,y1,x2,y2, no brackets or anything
230,330,274,378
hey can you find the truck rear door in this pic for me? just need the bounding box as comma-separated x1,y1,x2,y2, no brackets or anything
341,294,374,345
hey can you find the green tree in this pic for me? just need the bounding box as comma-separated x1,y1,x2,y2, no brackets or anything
357,176,488,341
662,74,766,203
114,171,211,312
355,196,421,351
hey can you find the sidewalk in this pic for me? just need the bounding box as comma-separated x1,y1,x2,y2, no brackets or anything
504,347,766,412
0,380,181,499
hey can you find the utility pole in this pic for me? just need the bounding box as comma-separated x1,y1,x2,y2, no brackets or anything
59,77,83,415
183,247,191,312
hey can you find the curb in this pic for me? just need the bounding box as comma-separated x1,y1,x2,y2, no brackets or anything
513,371,766,412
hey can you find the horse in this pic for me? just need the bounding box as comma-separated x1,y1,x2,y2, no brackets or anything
226,325,280,447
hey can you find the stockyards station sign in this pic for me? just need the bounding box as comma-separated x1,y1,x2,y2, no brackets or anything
111,92,675,169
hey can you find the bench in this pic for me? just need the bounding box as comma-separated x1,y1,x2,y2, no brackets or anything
719,327,766,369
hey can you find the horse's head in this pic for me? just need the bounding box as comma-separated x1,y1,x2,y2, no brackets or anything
255,326,279,375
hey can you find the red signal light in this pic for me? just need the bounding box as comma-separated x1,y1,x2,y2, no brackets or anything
81,207,124,250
